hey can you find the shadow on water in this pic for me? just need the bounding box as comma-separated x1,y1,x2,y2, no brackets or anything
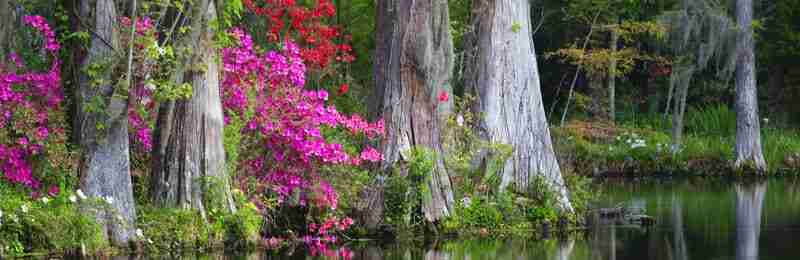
84,178,800,260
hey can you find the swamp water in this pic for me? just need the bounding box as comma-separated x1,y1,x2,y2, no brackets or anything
93,178,800,259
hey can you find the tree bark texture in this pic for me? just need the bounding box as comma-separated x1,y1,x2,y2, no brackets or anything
76,0,137,246
669,65,692,153
608,28,618,122
374,0,456,223
465,0,573,212
150,0,236,217
0,0,12,61
588,73,609,120
735,182,766,260
733,0,767,171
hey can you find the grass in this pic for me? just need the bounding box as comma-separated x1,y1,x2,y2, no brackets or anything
553,107,800,175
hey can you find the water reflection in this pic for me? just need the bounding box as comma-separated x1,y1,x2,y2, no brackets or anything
90,179,798,260
735,182,766,260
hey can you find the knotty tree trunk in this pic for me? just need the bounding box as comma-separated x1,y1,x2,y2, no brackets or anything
76,0,137,246
150,0,235,217
733,0,767,171
735,182,766,260
373,0,455,223
465,0,573,212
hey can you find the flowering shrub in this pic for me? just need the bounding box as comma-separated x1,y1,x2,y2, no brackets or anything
221,29,383,212
243,0,355,70
119,16,159,153
0,16,69,191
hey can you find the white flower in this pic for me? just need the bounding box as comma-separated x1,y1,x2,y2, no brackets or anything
763,118,769,124
41,197,49,204
105,196,115,205
21,205,28,213
136,228,144,238
144,82,156,91
456,114,464,127
461,197,471,207
69,195,77,203
147,238,154,244
77,189,87,200
157,46,166,56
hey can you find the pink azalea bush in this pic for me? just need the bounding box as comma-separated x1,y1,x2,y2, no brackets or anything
0,16,66,192
221,28,382,245
222,28,383,211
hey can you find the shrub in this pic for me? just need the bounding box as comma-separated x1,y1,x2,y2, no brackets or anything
0,185,106,257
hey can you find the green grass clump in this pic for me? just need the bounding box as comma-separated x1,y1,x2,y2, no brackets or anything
685,104,737,137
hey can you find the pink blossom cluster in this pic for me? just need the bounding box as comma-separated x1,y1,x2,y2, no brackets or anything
304,216,354,259
119,16,157,152
0,16,62,190
221,28,384,212
119,17,154,37
22,16,59,52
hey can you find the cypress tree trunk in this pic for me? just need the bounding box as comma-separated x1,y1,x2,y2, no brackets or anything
465,0,573,212
373,0,455,223
150,0,235,217
733,0,767,171
76,0,137,246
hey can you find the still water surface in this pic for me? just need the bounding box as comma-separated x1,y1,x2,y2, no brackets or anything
108,178,800,259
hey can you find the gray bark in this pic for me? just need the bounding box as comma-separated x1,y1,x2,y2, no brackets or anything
671,195,689,260
669,65,693,153
465,0,573,212
77,0,137,246
0,0,11,61
374,0,456,223
588,73,609,120
150,0,235,217
608,28,618,122
733,0,767,171
735,182,766,260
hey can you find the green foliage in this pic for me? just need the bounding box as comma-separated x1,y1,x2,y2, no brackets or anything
222,201,262,248
685,104,737,137
0,185,107,257
441,96,512,197
384,147,435,229
458,197,504,229
138,206,224,253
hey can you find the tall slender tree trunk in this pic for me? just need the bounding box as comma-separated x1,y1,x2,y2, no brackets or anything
150,0,235,217
608,27,618,122
465,0,572,212
373,0,456,223
76,0,137,246
733,0,766,171
669,65,692,153
735,182,766,260
588,73,609,120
